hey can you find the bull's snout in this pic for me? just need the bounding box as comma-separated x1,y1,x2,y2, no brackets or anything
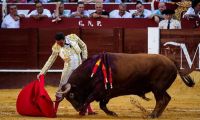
72,103,82,112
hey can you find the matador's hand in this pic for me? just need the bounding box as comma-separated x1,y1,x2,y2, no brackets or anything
37,74,42,81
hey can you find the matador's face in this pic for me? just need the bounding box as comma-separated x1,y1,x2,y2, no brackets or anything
56,40,64,47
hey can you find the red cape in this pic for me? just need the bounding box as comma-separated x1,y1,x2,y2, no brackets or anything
16,75,56,118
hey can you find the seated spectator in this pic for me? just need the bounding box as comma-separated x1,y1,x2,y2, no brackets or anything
159,9,181,29
52,2,70,18
151,2,166,23
104,0,122,3
70,1,89,18
27,2,52,19
183,0,200,19
1,4,25,28
109,3,132,18
132,1,152,18
90,2,109,18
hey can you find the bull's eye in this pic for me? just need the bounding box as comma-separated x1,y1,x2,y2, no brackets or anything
69,93,74,99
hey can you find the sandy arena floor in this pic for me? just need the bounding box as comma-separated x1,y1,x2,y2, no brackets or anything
0,72,200,120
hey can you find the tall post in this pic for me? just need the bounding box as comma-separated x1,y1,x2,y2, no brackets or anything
151,0,155,11
2,0,7,20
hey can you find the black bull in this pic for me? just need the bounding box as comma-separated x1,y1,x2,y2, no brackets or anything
59,53,195,118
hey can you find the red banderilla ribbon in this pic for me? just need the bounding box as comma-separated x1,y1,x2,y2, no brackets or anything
102,63,108,89
91,58,101,78
109,67,113,89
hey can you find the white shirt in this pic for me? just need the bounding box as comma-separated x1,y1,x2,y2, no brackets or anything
132,9,152,18
40,0,49,3
183,7,200,18
27,9,52,17
159,19,181,29
109,10,132,18
1,14,19,28
104,0,122,3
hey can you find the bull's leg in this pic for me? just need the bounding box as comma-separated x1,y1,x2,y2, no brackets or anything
100,99,118,116
149,91,171,118
79,91,97,115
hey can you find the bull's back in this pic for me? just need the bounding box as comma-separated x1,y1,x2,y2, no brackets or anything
109,53,177,84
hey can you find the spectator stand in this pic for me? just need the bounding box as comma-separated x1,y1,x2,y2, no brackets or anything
1,3,200,29
0,3,152,16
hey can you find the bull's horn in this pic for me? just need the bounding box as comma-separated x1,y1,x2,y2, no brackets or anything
57,83,71,94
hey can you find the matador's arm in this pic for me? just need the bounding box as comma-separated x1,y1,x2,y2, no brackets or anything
39,43,60,75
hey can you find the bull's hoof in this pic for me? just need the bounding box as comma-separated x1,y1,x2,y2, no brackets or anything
88,112,97,115
107,111,118,117
147,113,158,119
79,111,86,116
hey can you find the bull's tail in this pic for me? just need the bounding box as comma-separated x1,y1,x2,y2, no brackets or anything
180,75,195,87
170,57,195,87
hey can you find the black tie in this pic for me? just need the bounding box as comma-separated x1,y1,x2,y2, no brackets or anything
167,20,170,29
65,43,72,48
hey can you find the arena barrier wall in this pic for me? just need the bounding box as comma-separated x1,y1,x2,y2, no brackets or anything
0,28,199,88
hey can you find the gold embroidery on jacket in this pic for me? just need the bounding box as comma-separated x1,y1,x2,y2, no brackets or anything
175,1,191,20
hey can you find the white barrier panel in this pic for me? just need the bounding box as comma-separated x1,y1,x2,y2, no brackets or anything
148,27,160,54
0,69,62,72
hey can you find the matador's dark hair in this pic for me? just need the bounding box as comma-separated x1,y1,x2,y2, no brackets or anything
55,32,65,41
